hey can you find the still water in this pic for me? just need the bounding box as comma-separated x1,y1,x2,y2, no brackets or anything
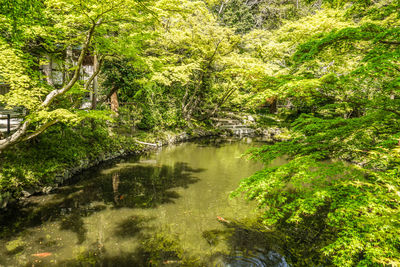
0,138,289,266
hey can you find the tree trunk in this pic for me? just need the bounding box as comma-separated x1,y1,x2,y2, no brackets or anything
182,38,223,122
65,46,74,82
43,55,54,86
0,121,29,151
91,53,99,109
200,87,236,121
266,97,277,114
110,91,119,115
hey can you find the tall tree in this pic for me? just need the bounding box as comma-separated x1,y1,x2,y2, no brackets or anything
0,0,150,152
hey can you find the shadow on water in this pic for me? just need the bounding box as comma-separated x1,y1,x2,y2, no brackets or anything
73,161,203,209
0,138,296,266
0,159,202,266
202,219,290,267
53,219,291,267
201,210,333,266
18,213,186,267
113,215,156,239
45,215,161,267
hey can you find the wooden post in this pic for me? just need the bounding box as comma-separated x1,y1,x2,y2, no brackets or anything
7,114,10,134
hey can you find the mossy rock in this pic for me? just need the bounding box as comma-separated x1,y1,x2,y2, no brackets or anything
6,237,25,254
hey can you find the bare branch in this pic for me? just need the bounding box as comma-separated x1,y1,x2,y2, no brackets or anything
135,139,157,146
84,55,105,92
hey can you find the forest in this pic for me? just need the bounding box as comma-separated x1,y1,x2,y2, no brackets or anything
0,0,399,266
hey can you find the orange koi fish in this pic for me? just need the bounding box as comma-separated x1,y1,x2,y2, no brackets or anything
32,252,52,258
216,216,230,223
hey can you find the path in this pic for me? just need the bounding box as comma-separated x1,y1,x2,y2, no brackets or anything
212,113,256,136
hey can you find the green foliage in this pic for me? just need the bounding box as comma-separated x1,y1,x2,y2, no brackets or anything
137,107,156,130
0,0,154,153
230,1,400,265
209,0,326,33
293,23,382,63
218,0,255,34
101,58,150,102
0,0,44,41
234,156,400,266
0,38,43,110
5,237,26,254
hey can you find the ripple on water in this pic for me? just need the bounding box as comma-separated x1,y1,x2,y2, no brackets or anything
219,250,289,267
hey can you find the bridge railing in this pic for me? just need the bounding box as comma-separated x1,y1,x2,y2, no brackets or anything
0,111,25,135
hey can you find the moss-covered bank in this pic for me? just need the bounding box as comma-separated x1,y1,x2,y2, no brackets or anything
0,122,221,209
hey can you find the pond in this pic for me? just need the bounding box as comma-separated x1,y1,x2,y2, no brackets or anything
0,138,289,266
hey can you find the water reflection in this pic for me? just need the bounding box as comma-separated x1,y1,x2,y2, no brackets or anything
0,138,290,266
84,161,203,209
112,173,120,204
0,161,202,236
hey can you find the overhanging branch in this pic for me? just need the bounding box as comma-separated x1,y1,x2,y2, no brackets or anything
22,119,60,141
